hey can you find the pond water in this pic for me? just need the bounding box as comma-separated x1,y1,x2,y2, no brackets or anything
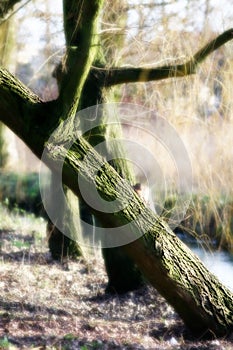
177,232,233,291
191,246,233,292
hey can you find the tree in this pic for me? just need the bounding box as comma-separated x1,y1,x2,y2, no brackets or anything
0,0,233,338
0,10,15,167
47,0,144,293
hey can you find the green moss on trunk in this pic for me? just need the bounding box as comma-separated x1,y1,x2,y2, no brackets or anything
59,135,233,337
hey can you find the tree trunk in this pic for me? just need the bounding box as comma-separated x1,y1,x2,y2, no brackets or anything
3,90,233,335
58,134,233,338
0,18,15,168
77,0,144,293
48,0,144,292
78,70,144,293
102,245,144,294
46,173,82,261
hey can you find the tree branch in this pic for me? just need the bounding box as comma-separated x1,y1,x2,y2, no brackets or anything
95,28,233,86
0,67,55,157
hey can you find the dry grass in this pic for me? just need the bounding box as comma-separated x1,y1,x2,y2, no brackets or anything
112,26,233,249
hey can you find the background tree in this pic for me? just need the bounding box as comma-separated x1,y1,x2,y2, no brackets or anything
0,14,15,167
0,0,233,338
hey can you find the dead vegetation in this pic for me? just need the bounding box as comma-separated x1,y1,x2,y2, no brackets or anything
0,215,233,350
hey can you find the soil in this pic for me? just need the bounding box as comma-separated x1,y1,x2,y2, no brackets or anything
0,228,233,350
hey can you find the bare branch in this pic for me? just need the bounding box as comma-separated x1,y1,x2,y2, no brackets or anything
125,1,172,10
192,28,233,63
95,28,233,86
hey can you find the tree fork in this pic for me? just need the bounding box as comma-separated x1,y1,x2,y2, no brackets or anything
64,0,145,293
45,0,104,261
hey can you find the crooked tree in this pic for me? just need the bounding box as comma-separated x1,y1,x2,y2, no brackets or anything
1,0,233,338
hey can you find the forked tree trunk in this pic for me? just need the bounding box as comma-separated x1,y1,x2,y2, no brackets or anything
47,0,144,290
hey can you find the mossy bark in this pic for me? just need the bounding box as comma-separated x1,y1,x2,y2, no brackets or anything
79,68,144,294
79,0,144,293
60,135,233,338
46,0,104,260
47,0,144,291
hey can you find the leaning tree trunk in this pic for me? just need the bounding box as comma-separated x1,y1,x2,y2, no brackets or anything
55,133,233,338
1,73,233,335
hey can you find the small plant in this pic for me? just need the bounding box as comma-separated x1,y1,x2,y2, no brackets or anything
63,333,76,341
80,340,103,349
0,336,15,350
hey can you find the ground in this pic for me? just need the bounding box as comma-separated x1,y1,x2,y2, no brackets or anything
0,213,233,349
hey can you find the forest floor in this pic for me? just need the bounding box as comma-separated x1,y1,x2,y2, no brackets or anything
0,214,233,350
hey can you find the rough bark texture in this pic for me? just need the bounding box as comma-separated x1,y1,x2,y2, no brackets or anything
1,53,233,341
60,136,233,338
